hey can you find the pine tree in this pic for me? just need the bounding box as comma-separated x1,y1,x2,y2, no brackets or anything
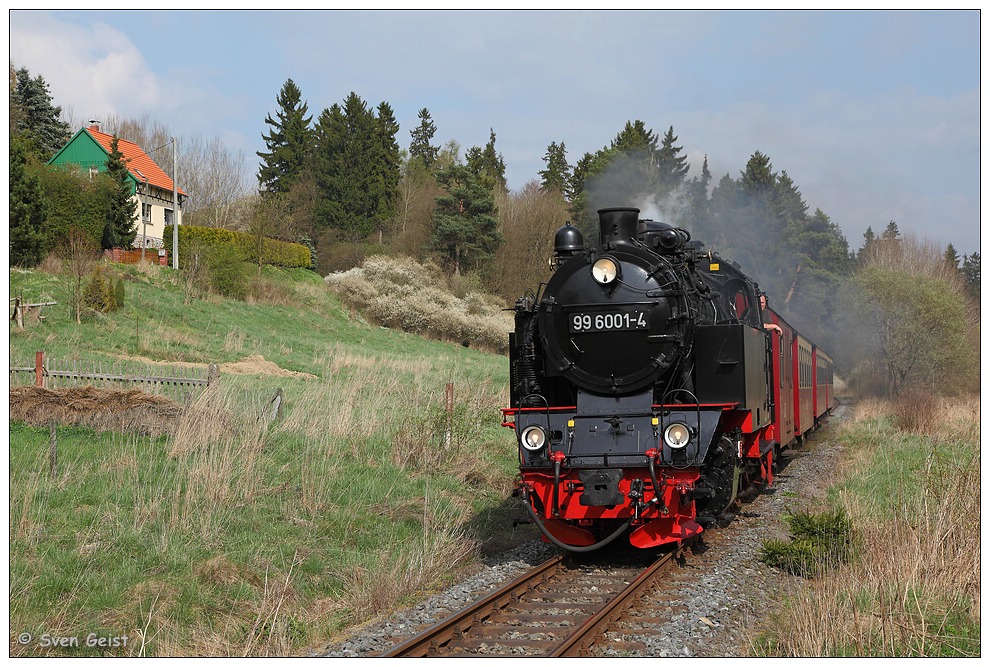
257,79,314,195
102,136,137,249
409,107,439,170
9,136,48,265
538,140,571,197
12,67,70,160
431,164,502,274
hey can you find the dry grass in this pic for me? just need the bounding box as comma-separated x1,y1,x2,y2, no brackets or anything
246,275,297,307
37,251,64,274
166,384,268,541
757,395,980,656
338,496,478,624
222,329,247,353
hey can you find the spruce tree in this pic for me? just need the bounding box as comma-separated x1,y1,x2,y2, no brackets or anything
12,67,71,160
465,129,506,193
313,92,399,241
569,120,663,236
409,107,439,170
102,136,137,249
372,101,402,240
9,136,48,265
943,243,960,269
655,126,690,195
610,120,658,155
960,252,980,299
539,141,571,197
257,78,314,195
881,220,900,241
858,226,877,263
739,151,775,195
681,155,712,237
568,145,617,237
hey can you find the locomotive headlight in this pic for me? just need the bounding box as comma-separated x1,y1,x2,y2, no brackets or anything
591,257,619,285
520,425,548,451
663,422,691,449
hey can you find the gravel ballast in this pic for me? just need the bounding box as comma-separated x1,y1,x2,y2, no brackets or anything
318,410,845,658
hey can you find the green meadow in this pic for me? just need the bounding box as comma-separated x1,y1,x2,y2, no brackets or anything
9,263,530,656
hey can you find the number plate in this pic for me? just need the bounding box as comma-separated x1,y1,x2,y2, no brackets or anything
569,310,649,333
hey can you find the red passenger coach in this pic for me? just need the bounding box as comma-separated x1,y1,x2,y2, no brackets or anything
764,306,795,449
814,349,836,424
794,334,816,440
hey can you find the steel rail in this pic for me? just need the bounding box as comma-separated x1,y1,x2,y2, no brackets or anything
549,547,682,657
380,554,566,657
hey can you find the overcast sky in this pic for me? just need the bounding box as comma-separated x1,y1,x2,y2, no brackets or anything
8,9,982,255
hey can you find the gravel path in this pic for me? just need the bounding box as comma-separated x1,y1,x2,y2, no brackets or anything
318,408,846,658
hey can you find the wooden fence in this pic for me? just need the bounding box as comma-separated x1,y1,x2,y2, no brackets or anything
105,247,170,266
10,351,218,404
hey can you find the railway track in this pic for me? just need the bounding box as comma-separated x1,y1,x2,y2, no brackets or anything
380,545,688,657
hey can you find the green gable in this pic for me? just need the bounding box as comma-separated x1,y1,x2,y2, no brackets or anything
47,129,138,195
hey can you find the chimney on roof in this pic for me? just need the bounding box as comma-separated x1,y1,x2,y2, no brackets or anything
88,119,101,133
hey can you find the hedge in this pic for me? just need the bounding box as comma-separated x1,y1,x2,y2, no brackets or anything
163,225,312,269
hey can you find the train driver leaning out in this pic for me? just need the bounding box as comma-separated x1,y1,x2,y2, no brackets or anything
759,293,783,336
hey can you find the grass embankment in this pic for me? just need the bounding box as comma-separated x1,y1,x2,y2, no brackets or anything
9,263,528,656
757,395,980,657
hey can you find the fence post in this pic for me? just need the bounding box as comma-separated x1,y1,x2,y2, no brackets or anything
35,351,44,388
207,364,220,387
49,422,58,479
13,296,23,329
444,382,454,449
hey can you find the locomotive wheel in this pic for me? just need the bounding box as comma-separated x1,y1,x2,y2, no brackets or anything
694,436,737,521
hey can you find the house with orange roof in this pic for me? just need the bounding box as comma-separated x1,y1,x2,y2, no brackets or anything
48,123,187,249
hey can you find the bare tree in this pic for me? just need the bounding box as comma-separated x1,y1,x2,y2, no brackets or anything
59,226,100,323
180,134,251,229
490,181,570,302
101,114,172,166
391,163,439,260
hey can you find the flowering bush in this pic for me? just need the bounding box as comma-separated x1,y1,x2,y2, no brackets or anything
325,256,512,353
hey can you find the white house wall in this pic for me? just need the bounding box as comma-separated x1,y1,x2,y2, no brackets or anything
133,184,182,248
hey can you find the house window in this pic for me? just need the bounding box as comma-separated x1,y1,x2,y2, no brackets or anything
164,209,173,226
88,166,99,180
142,203,151,221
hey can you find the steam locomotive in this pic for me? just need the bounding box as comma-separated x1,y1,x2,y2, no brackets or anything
504,207,834,552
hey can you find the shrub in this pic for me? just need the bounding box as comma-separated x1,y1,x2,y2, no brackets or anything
82,266,122,314
325,256,513,353
181,239,250,300
759,508,852,577
208,244,250,299
164,224,311,269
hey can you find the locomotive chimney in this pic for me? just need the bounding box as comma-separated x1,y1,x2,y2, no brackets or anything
598,207,640,245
